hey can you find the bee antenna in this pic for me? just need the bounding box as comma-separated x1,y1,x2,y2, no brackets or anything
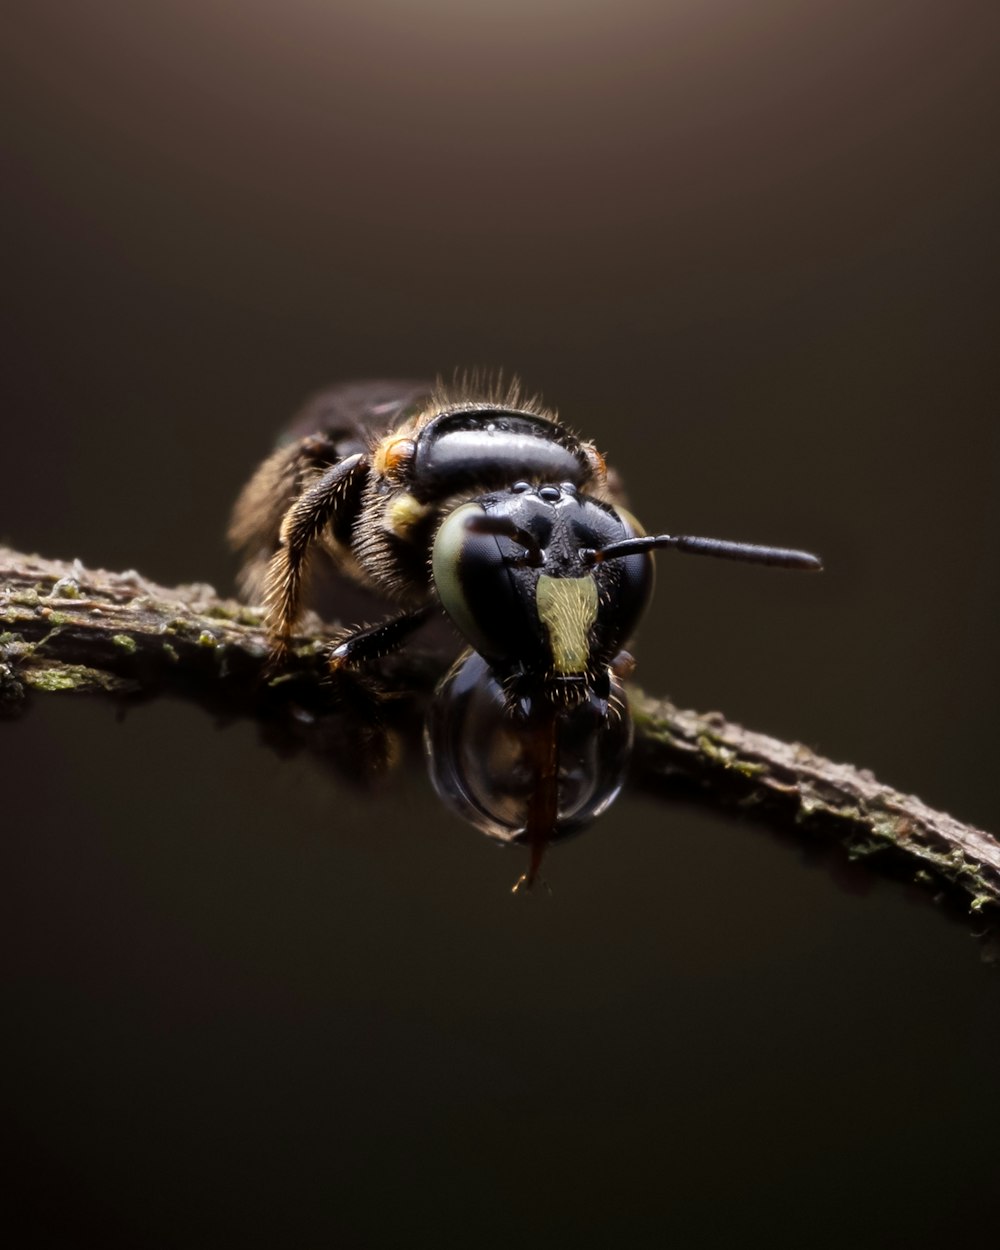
464,513,545,567
581,534,823,572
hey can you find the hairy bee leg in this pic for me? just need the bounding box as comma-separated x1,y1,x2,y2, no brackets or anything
325,607,437,771
228,433,340,603
328,605,436,672
264,452,369,656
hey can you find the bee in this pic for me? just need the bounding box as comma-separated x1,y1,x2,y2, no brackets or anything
231,376,821,885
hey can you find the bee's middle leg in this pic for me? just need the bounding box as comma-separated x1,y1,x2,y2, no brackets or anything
328,604,437,673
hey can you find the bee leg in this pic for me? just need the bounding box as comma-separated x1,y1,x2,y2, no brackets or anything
328,605,436,672
325,606,436,769
263,452,370,659
229,432,340,604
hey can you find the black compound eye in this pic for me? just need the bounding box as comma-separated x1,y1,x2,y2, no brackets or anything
593,509,654,654
606,551,653,641
432,503,545,666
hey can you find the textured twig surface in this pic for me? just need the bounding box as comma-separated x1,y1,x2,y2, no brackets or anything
633,701,1000,921
3,547,997,920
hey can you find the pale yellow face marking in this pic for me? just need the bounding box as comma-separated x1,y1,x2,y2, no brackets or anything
385,492,432,537
535,575,598,674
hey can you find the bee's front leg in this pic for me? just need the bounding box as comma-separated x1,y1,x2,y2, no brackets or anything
322,605,437,770
327,605,436,673
263,452,370,660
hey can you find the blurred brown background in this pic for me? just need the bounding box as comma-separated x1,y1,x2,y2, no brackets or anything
2,2,998,1245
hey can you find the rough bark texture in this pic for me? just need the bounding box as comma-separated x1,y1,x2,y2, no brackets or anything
3,547,997,926
633,702,1000,925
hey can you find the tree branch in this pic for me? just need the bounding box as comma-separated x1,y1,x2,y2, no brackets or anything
3,546,997,923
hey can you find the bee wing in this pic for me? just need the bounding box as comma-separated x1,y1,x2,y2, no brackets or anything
229,380,432,611
283,379,433,450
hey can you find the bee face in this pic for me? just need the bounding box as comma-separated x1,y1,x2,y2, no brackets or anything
431,482,654,707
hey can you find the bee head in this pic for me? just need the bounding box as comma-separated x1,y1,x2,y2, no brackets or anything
431,482,654,709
